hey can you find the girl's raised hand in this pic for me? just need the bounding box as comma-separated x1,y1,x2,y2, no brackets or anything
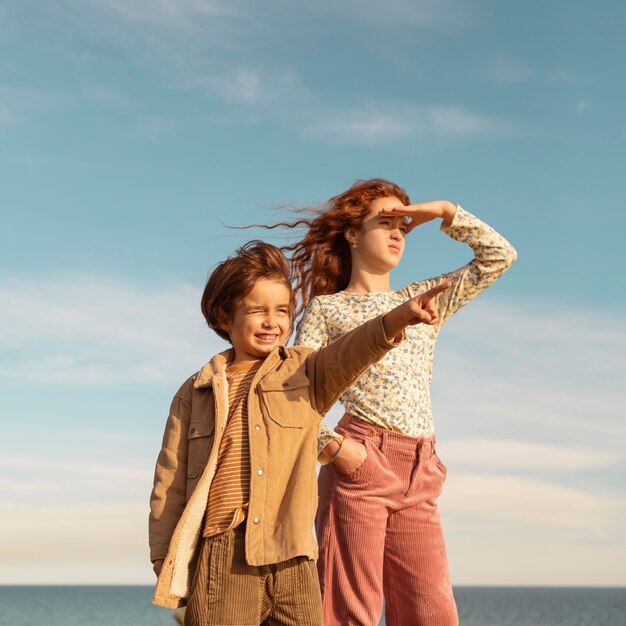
379,200,457,233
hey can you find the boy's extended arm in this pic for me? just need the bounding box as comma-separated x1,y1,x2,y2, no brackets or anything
306,314,402,416
306,282,451,417
148,393,191,563
296,298,347,456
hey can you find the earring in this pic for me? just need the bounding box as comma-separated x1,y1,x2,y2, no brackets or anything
352,242,358,249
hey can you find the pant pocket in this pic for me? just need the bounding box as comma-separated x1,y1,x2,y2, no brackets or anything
207,534,229,600
433,451,448,477
332,436,372,483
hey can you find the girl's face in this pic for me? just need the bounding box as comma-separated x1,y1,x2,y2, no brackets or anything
348,196,408,273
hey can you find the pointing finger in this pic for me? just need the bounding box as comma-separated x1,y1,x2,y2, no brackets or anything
421,280,452,303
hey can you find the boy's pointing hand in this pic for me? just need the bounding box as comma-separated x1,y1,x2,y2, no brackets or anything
382,281,452,341
405,281,452,326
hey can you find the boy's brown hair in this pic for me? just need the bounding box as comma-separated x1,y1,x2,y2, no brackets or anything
201,240,294,343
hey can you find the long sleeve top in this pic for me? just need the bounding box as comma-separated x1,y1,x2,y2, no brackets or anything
294,206,518,453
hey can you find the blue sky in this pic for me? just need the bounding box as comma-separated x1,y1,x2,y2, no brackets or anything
1,0,625,586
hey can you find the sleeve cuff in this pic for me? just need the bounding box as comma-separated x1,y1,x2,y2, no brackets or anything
440,204,466,232
317,433,345,459
374,313,405,349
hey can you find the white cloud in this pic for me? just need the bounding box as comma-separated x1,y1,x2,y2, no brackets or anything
0,274,227,385
0,502,150,583
300,102,505,146
82,82,136,109
486,57,535,84
486,57,581,85
443,439,620,471
175,65,305,106
0,3,504,147
576,100,589,115
442,473,625,531
446,532,626,586
66,0,236,30
431,299,626,452
132,114,182,141
0,84,72,128
65,0,463,34
0,102,12,125
0,453,150,484
327,0,467,28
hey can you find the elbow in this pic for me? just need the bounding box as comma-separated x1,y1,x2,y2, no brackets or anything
504,243,518,266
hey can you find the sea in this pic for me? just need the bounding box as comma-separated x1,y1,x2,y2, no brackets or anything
1,586,625,626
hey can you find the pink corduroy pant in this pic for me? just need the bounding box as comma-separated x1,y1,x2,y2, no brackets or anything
316,414,459,626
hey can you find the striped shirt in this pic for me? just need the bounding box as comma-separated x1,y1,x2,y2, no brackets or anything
203,360,261,537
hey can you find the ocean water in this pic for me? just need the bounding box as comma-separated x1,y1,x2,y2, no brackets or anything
0,586,624,626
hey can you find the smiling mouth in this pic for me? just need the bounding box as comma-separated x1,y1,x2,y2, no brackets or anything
256,334,279,342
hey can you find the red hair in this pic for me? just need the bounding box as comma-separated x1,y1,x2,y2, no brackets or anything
280,179,410,310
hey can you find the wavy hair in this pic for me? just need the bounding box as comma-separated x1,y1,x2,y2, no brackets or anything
201,240,293,343
268,179,410,311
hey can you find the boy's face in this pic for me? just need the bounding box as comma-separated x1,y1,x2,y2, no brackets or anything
222,279,291,363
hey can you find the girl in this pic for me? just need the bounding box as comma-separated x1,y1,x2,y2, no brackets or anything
288,179,517,626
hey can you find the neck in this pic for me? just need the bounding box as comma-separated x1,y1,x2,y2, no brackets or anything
343,267,392,294
229,353,264,368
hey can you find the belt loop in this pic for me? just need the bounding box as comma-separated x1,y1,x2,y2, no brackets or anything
380,430,387,454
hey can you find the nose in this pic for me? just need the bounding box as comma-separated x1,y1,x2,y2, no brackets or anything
262,313,277,328
390,227,402,240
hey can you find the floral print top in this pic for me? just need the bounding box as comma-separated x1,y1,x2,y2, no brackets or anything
294,206,518,452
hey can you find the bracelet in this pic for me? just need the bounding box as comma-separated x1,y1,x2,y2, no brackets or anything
330,438,345,461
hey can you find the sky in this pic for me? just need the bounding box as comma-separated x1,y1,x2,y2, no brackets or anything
1,0,625,587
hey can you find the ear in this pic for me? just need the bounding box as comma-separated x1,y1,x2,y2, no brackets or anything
344,228,357,246
220,313,232,334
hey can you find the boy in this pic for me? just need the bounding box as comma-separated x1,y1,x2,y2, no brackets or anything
149,241,449,626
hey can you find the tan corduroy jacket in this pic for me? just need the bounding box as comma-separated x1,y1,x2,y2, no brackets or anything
149,313,401,608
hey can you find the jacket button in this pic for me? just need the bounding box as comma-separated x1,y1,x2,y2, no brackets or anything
189,427,196,434
282,382,289,388
253,517,260,524
257,469,264,476
254,424,261,431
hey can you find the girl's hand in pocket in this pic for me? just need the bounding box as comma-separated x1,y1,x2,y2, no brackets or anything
333,438,368,475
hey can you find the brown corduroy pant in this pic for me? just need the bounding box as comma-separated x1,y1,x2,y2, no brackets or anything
316,413,459,626
185,524,323,626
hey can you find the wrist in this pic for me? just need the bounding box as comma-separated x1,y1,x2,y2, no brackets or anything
383,307,408,341
323,439,341,456
330,438,344,461
440,201,457,227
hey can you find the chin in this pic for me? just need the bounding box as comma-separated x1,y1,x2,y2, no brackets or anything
387,253,403,267
376,258,399,272
255,342,278,353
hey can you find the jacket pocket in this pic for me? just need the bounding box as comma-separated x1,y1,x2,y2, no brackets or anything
257,374,311,428
187,423,215,479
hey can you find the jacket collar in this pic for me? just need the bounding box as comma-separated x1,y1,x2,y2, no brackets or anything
193,344,290,389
